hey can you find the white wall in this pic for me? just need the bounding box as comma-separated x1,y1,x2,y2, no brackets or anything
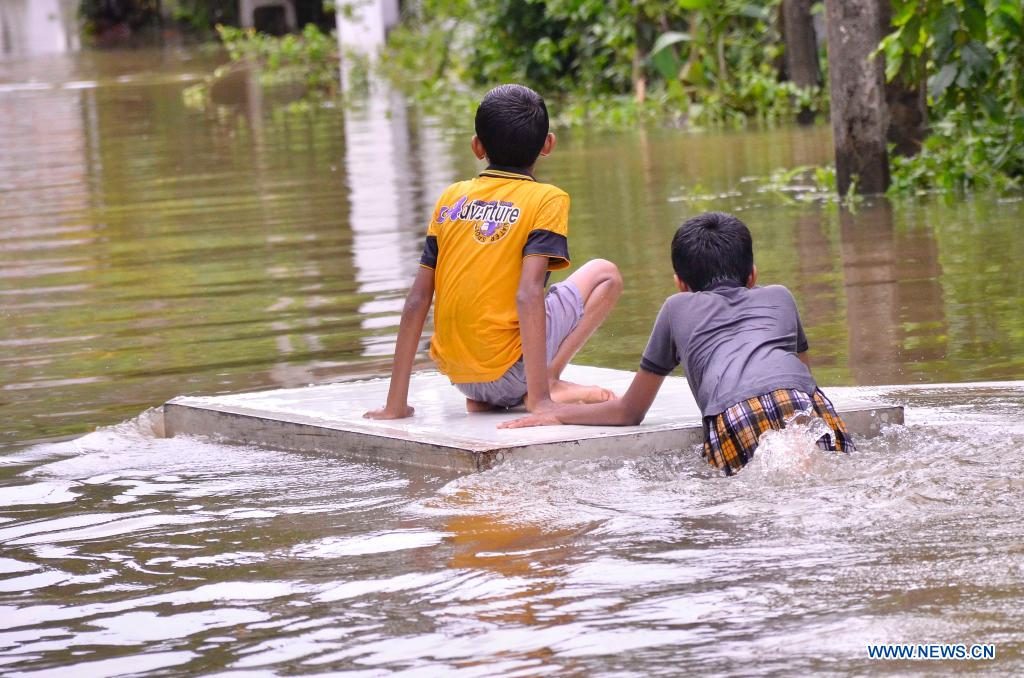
0,0,79,58
335,0,400,56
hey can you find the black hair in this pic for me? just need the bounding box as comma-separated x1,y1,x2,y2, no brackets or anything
474,84,549,169
670,212,754,291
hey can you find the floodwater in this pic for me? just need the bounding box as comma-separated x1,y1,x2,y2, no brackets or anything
2,45,1023,675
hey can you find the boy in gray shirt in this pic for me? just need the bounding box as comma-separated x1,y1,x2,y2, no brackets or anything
501,211,853,475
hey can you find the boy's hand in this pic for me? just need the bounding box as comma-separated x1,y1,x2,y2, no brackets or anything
503,370,666,429
363,405,415,420
498,411,562,429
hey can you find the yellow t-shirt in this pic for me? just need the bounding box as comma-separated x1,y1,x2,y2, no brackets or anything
419,167,571,383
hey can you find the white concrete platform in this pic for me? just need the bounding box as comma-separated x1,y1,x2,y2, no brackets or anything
161,365,904,472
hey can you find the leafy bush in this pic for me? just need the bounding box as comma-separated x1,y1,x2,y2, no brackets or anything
79,0,161,33
184,24,340,110
219,24,339,90
170,1,239,32
882,0,1023,193
889,113,1024,194
382,0,827,128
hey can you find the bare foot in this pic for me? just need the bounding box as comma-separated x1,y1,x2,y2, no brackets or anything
550,379,616,404
466,398,500,413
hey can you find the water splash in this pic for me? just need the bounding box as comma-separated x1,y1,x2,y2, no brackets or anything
743,408,838,482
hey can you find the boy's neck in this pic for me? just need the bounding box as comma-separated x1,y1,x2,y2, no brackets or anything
708,279,744,290
482,163,536,180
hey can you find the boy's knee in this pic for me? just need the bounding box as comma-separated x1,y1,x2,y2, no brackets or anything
590,258,623,292
570,258,623,299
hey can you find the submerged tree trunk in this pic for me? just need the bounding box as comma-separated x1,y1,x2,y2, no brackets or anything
632,10,648,103
885,69,928,156
878,0,928,156
824,0,890,195
781,0,822,125
632,27,646,102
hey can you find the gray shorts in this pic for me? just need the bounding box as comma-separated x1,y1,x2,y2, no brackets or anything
455,281,584,408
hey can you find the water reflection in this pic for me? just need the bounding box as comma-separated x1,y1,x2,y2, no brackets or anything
343,84,448,358
0,49,460,444
837,200,948,383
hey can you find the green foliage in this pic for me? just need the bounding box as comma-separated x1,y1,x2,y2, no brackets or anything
79,0,238,34
457,0,638,94
218,23,339,92
652,0,822,124
79,0,161,31
170,1,239,32
881,0,1018,113
889,114,1023,193
382,0,827,129
882,0,1024,193
184,24,340,110
755,164,864,207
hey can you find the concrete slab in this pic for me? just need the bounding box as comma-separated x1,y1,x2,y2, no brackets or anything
161,366,905,473
162,365,904,472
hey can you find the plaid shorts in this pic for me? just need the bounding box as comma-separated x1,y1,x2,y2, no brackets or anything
702,388,855,475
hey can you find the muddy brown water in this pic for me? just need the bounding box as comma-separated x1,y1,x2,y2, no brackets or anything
1,48,1023,675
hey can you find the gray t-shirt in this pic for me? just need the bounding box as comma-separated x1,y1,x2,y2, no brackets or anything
640,282,817,416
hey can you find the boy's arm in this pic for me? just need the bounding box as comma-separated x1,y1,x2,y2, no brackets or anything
798,350,811,368
519,255,554,413
364,266,435,419
500,368,665,428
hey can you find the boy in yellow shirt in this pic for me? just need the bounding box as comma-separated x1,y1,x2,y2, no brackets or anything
365,84,622,419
